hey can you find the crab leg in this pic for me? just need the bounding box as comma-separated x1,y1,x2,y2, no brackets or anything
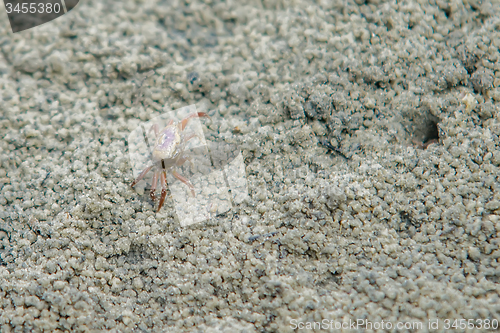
176,154,195,172
131,165,154,188
157,171,168,212
182,132,197,142
179,112,209,131
149,119,174,138
149,124,159,138
150,170,159,201
176,155,192,167
172,169,195,196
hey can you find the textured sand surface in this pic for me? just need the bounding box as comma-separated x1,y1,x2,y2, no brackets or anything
1,0,500,332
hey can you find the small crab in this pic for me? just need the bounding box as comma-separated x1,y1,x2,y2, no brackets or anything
131,112,210,212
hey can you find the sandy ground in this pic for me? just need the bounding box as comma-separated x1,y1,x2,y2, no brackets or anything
1,0,500,332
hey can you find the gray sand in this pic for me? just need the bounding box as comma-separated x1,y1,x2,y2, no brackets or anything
1,0,500,331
